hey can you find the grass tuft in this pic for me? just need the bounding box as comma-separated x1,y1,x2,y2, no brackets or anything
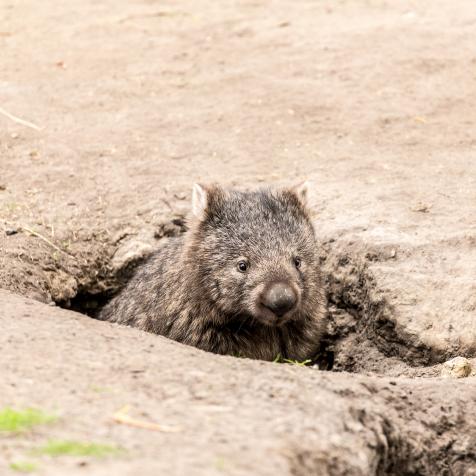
9,461,38,473
0,408,56,433
273,354,312,366
33,440,120,458
283,358,312,366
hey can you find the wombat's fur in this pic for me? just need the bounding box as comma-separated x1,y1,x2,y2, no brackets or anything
99,184,327,361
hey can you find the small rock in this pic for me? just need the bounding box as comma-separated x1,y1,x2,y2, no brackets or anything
5,228,18,236
441,357,472,378
0,184,6,191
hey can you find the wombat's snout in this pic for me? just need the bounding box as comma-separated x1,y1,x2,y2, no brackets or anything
260,282,298,318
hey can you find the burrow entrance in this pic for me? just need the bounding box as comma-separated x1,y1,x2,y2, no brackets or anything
52,220,444,377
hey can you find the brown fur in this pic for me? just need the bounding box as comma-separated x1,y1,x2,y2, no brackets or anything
99,185,327,361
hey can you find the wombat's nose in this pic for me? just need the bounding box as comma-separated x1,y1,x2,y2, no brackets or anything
261,282,297,317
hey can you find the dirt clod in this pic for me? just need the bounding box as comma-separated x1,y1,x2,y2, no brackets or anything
441,357,472,379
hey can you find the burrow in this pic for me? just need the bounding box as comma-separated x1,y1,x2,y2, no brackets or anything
23,216,447,377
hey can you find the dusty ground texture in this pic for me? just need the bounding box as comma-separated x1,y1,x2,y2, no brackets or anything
2,290,476,476
1,0,476,474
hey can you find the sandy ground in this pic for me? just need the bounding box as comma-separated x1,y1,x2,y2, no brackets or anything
1,0,476,474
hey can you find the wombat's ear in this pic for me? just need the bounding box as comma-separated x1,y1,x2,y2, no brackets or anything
291,181,309,207
192,183,226,220
192,183,209,219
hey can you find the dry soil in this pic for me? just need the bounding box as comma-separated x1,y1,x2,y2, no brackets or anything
1,0,476,474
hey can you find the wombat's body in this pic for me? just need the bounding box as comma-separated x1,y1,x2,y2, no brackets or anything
99,184,326,361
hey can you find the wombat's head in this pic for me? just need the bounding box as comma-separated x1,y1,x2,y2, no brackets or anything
187,184,322,327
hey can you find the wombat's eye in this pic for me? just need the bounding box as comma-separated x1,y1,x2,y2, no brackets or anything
294,257,302,269
237,260,249,273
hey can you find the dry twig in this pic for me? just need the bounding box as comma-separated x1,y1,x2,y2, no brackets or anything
4,221,76,260
113,406,182,433
0,106,43,131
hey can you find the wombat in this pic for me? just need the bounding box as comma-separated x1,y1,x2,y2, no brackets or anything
99,184,327,362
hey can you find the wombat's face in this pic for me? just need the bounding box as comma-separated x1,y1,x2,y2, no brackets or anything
189,184,321,327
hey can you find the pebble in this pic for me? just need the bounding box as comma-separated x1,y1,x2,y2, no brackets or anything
441,357,472,378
